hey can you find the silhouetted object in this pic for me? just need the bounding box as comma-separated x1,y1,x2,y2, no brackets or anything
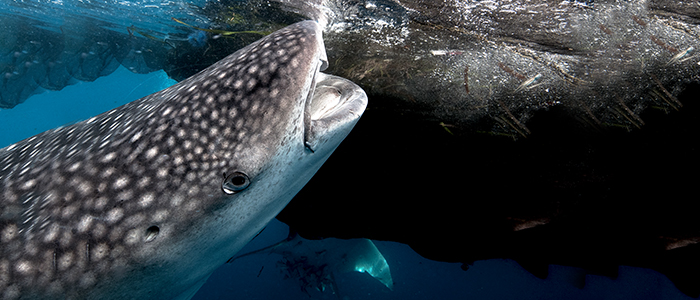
230,232,393,297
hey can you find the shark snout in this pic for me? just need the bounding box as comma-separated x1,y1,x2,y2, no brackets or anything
304,72,368,153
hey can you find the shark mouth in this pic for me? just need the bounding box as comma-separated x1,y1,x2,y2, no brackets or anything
303,72,368,153
302,27,367,153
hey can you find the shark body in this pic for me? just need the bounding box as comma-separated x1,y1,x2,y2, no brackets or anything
0,20,367,300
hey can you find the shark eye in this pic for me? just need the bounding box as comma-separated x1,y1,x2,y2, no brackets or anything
144,226,160,243
222,172,250,194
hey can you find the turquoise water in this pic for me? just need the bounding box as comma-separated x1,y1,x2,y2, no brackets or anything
0,66,176,148
0,0,208,35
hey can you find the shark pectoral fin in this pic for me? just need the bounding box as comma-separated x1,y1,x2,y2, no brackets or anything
350,239,394,291
172,274,211,300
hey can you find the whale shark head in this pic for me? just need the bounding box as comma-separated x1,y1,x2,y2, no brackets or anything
0,20,367,300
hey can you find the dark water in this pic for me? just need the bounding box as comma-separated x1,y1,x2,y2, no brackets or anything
196,218,692,300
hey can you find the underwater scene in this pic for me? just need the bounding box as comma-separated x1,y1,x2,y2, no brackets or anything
1,0,699,299
3,67,691,300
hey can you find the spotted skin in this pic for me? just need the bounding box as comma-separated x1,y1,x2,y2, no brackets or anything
0,20,367,300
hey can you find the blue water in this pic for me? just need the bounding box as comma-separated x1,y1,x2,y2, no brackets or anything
0,65,176,147
0,1,695,299
196,217,692,300
0,0,208,35
188,30,209,47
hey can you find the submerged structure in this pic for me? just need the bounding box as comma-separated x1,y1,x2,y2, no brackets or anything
3,0,698,135
230,232,393,296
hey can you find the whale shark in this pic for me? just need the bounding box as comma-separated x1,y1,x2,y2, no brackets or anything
0,20,367,300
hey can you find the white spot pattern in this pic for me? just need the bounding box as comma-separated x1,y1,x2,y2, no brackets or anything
0,21,323,299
